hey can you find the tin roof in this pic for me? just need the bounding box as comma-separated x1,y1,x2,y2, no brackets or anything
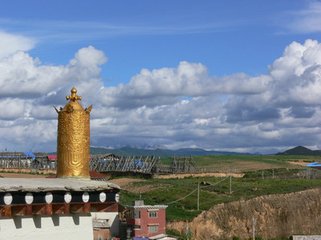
0,178,120,192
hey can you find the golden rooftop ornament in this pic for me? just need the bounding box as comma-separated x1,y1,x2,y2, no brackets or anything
56,87,92,179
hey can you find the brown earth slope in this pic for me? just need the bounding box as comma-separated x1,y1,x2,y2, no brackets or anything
168,188,321,239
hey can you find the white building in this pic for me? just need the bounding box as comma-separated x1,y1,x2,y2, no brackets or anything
0,178,120,240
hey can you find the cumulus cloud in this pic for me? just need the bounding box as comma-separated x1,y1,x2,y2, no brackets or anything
0,31,35,59
100,62,270,110
268,39,321,106
1,32,321,153
0,39,107,151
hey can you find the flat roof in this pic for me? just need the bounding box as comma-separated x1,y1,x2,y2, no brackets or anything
0,178,120,192
132,205,168,209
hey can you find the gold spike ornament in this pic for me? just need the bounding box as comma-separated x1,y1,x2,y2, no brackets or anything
56,87,92,178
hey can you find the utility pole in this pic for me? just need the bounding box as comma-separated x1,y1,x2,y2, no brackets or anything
197,182,200,211
229,176,232,194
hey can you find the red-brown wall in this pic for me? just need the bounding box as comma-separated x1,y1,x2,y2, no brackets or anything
128,208,166,238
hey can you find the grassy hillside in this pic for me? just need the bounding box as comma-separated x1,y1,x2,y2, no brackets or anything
277,146,321,156
119,168,321,222
118,154,321,222
158,154,321,172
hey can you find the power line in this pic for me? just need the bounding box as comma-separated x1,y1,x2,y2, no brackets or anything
166,188,198,205
199,176,230,189
165,176,231,206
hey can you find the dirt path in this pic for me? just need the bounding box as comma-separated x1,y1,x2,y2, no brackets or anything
110,178,156,193
288,161,309,167
110,178,145,188
155,172,244,179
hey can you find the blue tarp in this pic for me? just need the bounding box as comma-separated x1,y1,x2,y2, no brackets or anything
307,162,321,167
134,159,144,168
0,152,36,160
23,151,36,160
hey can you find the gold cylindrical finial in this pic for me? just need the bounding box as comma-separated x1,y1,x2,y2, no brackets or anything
56,87,92,179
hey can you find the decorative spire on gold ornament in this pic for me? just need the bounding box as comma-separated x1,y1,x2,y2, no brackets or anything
56,87,92,179
66,87,82,101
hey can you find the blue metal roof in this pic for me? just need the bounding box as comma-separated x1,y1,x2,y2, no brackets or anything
307,162,321,167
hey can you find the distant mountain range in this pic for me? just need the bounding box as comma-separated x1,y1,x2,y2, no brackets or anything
276,146,321,156
90,146,249,157
55,145,321,157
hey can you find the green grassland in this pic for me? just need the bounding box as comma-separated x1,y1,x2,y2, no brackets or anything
188,154,320,167
119,154,321,222
161,154,320,166
120,174,321,221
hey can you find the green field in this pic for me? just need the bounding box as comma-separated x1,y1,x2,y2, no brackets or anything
159,154,321,173
192,154,317,167
119,154,321,222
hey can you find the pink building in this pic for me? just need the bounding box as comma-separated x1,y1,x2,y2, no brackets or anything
127,200,168,238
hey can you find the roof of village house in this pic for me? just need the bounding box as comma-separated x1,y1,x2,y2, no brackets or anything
89,170,110,180
132,204,168,209
0,178,120,192
47,154,57,161
149,234,177,240
131,200,167,209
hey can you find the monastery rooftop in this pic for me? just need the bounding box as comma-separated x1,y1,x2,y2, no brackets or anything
0,178,120,192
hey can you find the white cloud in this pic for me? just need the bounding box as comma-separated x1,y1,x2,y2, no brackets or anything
67,45,107,81
284,1,321,33
215,74,271,94
269,39,321,106
0,38,109,151
0,31,35,59
0,17,245,44
0,45,106,100
0,98,27,120
100,62,269,110
121,61,208,97
2,32,321,153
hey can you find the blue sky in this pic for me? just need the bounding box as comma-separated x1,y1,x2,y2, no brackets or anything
0,0,315,83
0,0,321,153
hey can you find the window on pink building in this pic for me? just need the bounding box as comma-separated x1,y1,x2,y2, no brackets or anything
134,209,141,218
133,224,141,230
148,225,158,233
148,211,158,218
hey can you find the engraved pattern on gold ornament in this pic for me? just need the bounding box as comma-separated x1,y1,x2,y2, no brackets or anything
57,87,90,178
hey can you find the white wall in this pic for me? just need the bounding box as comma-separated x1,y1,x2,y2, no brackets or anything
0,215,93,240
91,212,119,236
